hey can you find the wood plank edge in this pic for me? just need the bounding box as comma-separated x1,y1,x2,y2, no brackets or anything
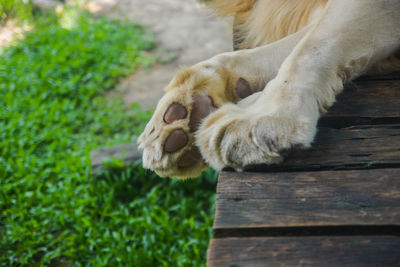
90,141,142,175
212,225,400,238
230,162,400,173
355,72,400,81
207,235,400,267
318,117,400,129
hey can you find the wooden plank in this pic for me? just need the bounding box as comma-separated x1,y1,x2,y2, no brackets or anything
90,141,141,174
356,71,400,81
251,124,400,172
214,169,400,230
207,236,400,267
325,80,400,120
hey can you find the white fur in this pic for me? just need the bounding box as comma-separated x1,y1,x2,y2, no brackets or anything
139,0,400,177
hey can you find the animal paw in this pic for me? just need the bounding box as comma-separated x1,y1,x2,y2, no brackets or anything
196,96,318,171
138,63,256,178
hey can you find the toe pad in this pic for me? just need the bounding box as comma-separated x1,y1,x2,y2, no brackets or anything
164,129,188,153
235,77,252,99
163,103,187,124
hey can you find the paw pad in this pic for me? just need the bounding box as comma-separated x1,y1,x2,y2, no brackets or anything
164,129,188,153
141,75,256,177
163,103,187,124
163,95,217,154
189,95,217,132
235,77,252,99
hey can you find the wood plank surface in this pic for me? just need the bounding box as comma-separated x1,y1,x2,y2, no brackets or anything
207,236,400,267
356,71,400,81
214,169,400,231
207,74,400,266
90,141,141,174
326,80,400,119
252,124,400,172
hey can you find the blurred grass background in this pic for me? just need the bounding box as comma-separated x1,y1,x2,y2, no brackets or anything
0,1,217,266
0,0,33,25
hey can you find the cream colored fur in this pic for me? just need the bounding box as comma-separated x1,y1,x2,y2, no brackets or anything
236,0,327,47
139,0,400,178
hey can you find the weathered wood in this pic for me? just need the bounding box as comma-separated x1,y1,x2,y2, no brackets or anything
251,124,400,172
325,80,400,120
357,71,400,81
319,80,400,129
207,236,400,267
214,169,400,231
90,141,141,174
206,27,400,267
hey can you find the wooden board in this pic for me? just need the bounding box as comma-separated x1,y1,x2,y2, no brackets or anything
90,141,141,174
326,80,400,120
207,236,400,267
214,169,400,232
356,72,400,81
208,38,400,267
250,124,400,172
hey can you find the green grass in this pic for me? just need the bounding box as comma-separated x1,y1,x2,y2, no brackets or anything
0,10,217,266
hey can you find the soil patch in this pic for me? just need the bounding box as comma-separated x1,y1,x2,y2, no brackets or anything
88,0,233,109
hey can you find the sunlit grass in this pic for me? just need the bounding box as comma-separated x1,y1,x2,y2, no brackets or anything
0,10,217,266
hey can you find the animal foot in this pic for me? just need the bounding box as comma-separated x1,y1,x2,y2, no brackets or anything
138,63,255,178
196,94,317,171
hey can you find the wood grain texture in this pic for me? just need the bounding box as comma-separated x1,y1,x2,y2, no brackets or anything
206,32,400,267
207,236,400,267
90,141,141,174
356,71,400,81
251,124,400,172
325,80,400,119
214,169,400,230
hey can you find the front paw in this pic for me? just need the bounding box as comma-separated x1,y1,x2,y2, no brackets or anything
196,103,317,171
138,60,258,178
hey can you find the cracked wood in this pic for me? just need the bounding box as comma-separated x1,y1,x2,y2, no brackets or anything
207,236,400,267
214,169,400,230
